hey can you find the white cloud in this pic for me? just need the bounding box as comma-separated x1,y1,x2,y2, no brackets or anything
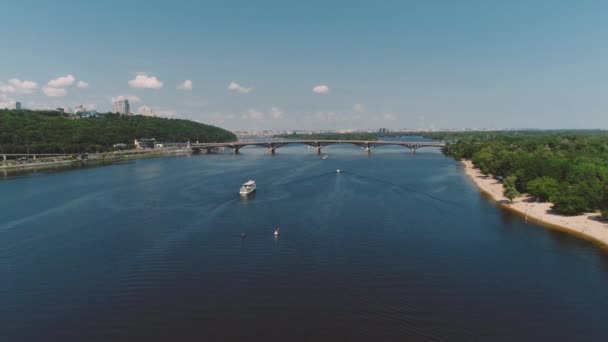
76,80,89,88
382,112,395,120
353,103,365,113
312,84,329,94
126,95,142,103
0,94,16,109
270,107,283,119
178,80,193,90
228,82,252,94
48,74,75,87
43,86,67,97
0,78,38,94
128,74,163,89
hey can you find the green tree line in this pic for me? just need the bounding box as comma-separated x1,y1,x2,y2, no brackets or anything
0,110,236,154
430,131,608,218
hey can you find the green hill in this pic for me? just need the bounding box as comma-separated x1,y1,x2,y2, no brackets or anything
0,110,236,154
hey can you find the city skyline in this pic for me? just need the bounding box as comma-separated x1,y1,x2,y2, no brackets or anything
2,1,608,130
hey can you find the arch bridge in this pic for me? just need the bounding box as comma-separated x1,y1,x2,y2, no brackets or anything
190,140,445,154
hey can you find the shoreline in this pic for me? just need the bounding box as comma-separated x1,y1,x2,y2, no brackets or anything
461,160,608,249
1,148,190,173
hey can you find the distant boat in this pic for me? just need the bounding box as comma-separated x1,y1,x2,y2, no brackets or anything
336,169,341,173
321,155,328,160
274,227,280,237
239,180,256,195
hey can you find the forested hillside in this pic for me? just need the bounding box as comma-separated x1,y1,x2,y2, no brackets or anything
0,110,236,154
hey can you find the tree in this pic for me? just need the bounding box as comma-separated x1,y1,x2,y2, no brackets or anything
503,175,519,203
601,209,608,221
552,194,587,216
527,177,560,202
472,147,494,176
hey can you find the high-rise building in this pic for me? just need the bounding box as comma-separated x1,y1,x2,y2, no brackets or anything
138,105,153,116
15,102,21,110
112,96,130,115
74,105,86,115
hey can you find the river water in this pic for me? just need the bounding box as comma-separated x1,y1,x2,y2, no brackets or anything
2,141,608,341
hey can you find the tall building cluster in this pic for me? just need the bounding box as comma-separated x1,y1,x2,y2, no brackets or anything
112,96,130,114
138,105,153,116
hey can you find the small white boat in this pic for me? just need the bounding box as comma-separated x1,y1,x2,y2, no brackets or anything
239,180,256,195
321,155,328,160
274,227,280,237
336,169,341,173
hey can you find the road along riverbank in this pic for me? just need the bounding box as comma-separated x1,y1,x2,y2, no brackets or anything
462,160,608,249
0,148,190,172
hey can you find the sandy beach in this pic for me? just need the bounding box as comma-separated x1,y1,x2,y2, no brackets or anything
462,160,608,248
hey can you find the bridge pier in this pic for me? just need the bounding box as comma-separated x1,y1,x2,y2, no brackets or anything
233,146,241,154
316,146,322,155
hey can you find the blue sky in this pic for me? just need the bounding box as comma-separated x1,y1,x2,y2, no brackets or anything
2,0,608,130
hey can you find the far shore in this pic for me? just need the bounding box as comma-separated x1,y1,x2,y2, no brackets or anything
462,160,608,249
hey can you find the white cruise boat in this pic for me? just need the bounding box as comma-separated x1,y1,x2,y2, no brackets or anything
239,180,256,195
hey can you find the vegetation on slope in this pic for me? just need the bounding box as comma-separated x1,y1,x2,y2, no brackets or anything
0,110,236,154
433,131,608,217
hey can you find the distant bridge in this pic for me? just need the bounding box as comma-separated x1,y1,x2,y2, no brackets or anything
190,140,445,154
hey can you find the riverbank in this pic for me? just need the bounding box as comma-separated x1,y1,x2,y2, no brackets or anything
1,148,190,172
462,160,608,248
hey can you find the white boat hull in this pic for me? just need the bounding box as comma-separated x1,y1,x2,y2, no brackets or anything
240,187,256,195
240,180,256,195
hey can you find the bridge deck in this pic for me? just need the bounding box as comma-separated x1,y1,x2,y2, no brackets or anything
190,140,444,153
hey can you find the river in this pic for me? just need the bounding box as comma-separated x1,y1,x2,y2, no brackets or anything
1,140,608,341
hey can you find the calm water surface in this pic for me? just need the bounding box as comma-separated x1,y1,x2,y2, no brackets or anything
2,142,608,341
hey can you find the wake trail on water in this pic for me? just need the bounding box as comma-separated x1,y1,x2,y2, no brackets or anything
277,170,338,186
339,170,464,208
